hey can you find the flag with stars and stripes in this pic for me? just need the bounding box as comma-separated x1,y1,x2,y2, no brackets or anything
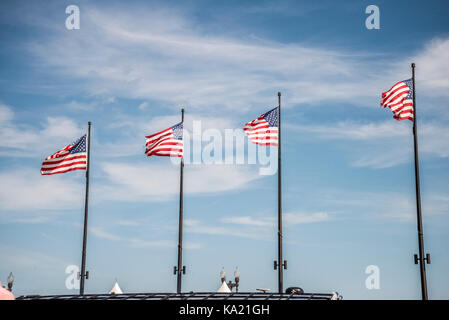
244,107,279,146
145,122,183,157
41,134,87,175
381,79,414,121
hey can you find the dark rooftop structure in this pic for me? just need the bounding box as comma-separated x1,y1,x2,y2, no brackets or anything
17,292,341,301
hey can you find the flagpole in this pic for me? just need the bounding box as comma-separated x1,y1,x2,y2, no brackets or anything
276,92,286,293
176,109,185,293
79,121,91,295
411,63,429,300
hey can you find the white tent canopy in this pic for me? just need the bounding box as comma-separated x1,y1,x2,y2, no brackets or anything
217,281,231,293
109,281,123,295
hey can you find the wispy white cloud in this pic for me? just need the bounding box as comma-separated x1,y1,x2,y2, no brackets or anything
97,162,262,202
0,103,84,158
184,211,330,241
318,189,449,223
284,212,329,225
89,225,202,249
116,220,140,227
184,219,271,240
0,161,262,221
24,4,418,112
60,97,116,111
138,102,149,110
0,244,67,271
18,4,449,179
0,103,14,123
17,3,449,170
221,216,272,227
27,3,449,114
414,38,449,96
0,168,83,212
89,226,122,242
291,120,449,168
290,121,410,141
221,212,330,227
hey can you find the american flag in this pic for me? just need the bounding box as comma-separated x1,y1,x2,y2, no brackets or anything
381,79,414,121
244,107,279,146
145,122,183,157
41,135,87,175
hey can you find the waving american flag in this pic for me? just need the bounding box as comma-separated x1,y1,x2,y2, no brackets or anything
145,122,183,157
244,107,278,146
41,135,87,175
381,79,414,121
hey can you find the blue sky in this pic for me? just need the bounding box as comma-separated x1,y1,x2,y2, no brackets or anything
1,0,449,299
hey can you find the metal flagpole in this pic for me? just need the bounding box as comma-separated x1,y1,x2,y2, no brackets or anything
274,92,286,293
175,109,185,293
79,121,91,295
411,63,430,300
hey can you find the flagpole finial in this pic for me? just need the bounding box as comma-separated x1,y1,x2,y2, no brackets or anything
412,62,415,68
278,92,281,97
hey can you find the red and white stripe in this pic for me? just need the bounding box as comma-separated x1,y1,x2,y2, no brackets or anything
244,116,278,146
381,81,414,121
145,127,183,157
41,149,87,175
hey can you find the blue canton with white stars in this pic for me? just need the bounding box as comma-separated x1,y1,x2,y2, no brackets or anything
403,78,413,99
171,122,183,140
69,135,87,154
263,107,278,127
